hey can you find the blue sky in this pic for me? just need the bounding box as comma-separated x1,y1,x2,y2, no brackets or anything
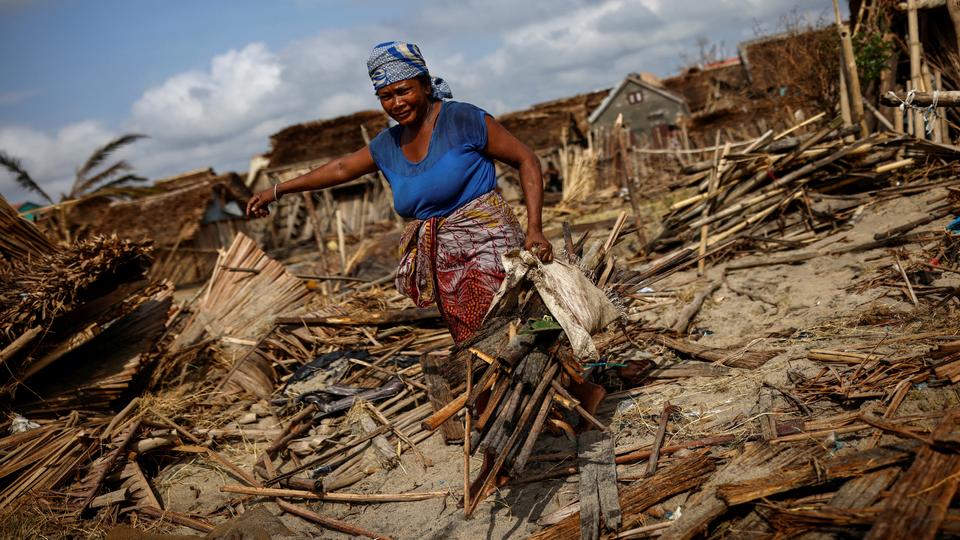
0,0,840,202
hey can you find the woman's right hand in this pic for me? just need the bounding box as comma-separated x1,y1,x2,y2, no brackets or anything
246,189,275,218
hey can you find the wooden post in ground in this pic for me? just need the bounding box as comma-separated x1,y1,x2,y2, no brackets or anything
834,0,868,137
839,63,854,138
908,0,924,137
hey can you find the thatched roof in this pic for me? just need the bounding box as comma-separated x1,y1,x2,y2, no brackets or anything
267,110,389,169
498,89,611,152
662,60,748,114
0,195,57,266
70,171,250,247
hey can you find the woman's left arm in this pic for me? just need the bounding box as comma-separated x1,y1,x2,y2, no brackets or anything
483,115,553,263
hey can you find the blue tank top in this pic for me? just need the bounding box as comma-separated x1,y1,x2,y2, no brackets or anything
369,101,496,219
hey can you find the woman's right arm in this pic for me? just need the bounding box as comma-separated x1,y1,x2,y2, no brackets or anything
246,146,379,218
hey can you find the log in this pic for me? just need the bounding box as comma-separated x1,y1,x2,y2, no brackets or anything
89,488,129,509
653,335,778,370
658,442,805,540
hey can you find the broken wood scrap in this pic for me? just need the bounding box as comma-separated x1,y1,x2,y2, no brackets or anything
652,334,779,369
717,442,918,506
646,402,678,477
135,505,214,534
576,430,621,540
670,280,720,334
420,354,464,443
866,413,960,540
219,485,448,503
528,453,716,540
277,499,391,539
657,442,809,540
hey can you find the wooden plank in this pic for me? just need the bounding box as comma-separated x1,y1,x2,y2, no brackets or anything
529,453,715,540
594,432,621,532
577,432,601,540
420,355,464,444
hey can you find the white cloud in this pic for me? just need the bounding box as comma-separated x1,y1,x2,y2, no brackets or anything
130,43,286,141
0,120,117,201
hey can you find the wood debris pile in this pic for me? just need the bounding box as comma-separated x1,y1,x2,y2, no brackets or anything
649,118,960,264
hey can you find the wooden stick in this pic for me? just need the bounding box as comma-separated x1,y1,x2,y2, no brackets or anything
550,380,607,432
646,402,677,477
896,256,919,307
463,353,473,517
421,372,496,431
220,485,448,503
277,500,391,539
135,505,214,534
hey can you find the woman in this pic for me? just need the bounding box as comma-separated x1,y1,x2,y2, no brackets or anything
247,41,552,342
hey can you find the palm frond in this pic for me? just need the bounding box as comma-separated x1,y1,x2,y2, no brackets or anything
75,133,148,184
76,184,157,201
0,151,53,204
91,174,147,193
73,160,132,196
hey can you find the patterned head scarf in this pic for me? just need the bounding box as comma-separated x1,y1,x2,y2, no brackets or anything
367,41,453,100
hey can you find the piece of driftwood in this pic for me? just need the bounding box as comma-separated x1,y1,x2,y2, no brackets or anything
671,281,720,334
529,453,716,540
658,442,807,540
800,468,901,540
135,505,214,533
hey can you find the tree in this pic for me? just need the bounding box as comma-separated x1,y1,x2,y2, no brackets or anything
0,151,53,204
66,133,149,199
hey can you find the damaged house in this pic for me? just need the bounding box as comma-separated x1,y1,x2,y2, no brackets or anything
247,110,395,250
66,168,251,286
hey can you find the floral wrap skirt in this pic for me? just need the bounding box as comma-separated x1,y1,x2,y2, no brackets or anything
396,191,525,343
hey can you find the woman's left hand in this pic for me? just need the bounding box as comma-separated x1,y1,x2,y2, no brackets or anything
525,231,554,263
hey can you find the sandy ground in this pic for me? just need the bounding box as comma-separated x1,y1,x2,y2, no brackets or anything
148,186,957,539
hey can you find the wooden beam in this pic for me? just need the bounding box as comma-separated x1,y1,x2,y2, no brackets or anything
881,91,960,107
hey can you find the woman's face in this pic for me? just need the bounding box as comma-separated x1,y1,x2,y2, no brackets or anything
376,78,431,126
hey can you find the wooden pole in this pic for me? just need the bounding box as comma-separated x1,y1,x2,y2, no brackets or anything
335,208,347,275
834,0,868,137
839,60,854,138
463,354,473,516
936,69,949,143
908,0,924,137
698,133,722,276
